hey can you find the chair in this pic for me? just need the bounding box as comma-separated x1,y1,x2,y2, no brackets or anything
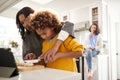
76,56,84,80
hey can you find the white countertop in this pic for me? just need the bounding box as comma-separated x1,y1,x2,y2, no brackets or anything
0,68,81,80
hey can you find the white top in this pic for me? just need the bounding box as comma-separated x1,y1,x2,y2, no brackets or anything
0,68,81,80
58,30,69,41
85,32,103,53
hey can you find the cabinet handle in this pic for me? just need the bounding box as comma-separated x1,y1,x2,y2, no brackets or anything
116,53,118,55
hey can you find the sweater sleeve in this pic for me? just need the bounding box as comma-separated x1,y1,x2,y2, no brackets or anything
63,36,84,52
95,34,103,50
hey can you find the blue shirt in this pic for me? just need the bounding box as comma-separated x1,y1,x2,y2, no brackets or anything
89,34,98,48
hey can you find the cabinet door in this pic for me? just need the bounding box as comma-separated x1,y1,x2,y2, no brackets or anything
89,2,101,26
97,55,108,80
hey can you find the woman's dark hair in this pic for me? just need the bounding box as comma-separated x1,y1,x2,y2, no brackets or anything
31,10,61,34
16,7,34,39
89,23,100,35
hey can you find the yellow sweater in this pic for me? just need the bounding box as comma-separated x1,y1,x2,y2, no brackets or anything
42,35,84,72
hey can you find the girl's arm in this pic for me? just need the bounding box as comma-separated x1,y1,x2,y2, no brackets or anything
52,51,82,61
41,30,69,63
42,36,84,63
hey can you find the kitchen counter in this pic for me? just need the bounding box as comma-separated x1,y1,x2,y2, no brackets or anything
0,68,81,80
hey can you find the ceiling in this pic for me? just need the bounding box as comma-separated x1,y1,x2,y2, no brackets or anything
0,0,21,13
0,0,120,19
0,0,99,19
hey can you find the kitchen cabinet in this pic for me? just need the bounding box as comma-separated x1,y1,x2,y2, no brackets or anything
92,54,109,80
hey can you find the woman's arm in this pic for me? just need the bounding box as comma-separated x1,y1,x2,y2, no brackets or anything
22,33,38,60
57,30,69,41
52,51,82,61
23,39,37,60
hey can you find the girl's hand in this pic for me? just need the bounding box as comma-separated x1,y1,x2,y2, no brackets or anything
89,47,95,50
40,53,54,63
42,39,63,63
40,52,62,63
51,52,62,62
43,45,58,62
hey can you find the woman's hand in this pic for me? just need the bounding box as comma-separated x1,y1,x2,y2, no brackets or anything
24,53,36,60
89,47,95,50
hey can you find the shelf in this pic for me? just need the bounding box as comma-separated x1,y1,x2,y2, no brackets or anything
91,6,98,25
92,21,98,24
92,13,98,16
92,7,98,16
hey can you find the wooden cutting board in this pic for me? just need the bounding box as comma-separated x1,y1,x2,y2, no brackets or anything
18,65,45,72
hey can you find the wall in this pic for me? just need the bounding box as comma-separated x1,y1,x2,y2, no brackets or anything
116,21,120,79
108,0,120,79
0,16,22,55
107,3,119,80
69,7,89,23
70,7,90,45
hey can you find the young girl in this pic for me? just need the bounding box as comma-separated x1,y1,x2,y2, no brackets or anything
30,10,84,72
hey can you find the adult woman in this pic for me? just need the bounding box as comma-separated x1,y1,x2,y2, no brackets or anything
85,23,103,80
16,7,74,61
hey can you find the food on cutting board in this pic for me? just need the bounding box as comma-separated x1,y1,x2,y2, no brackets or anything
14,57,46,67
14,57,34,67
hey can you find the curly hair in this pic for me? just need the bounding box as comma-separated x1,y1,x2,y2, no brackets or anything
89,23,100,35
31,10,61,34
16,7,34,39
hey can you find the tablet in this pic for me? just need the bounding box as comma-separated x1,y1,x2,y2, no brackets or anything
0,48,19,78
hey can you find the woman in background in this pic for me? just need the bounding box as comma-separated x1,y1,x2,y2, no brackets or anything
16,7,74,62
85,23,103,80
